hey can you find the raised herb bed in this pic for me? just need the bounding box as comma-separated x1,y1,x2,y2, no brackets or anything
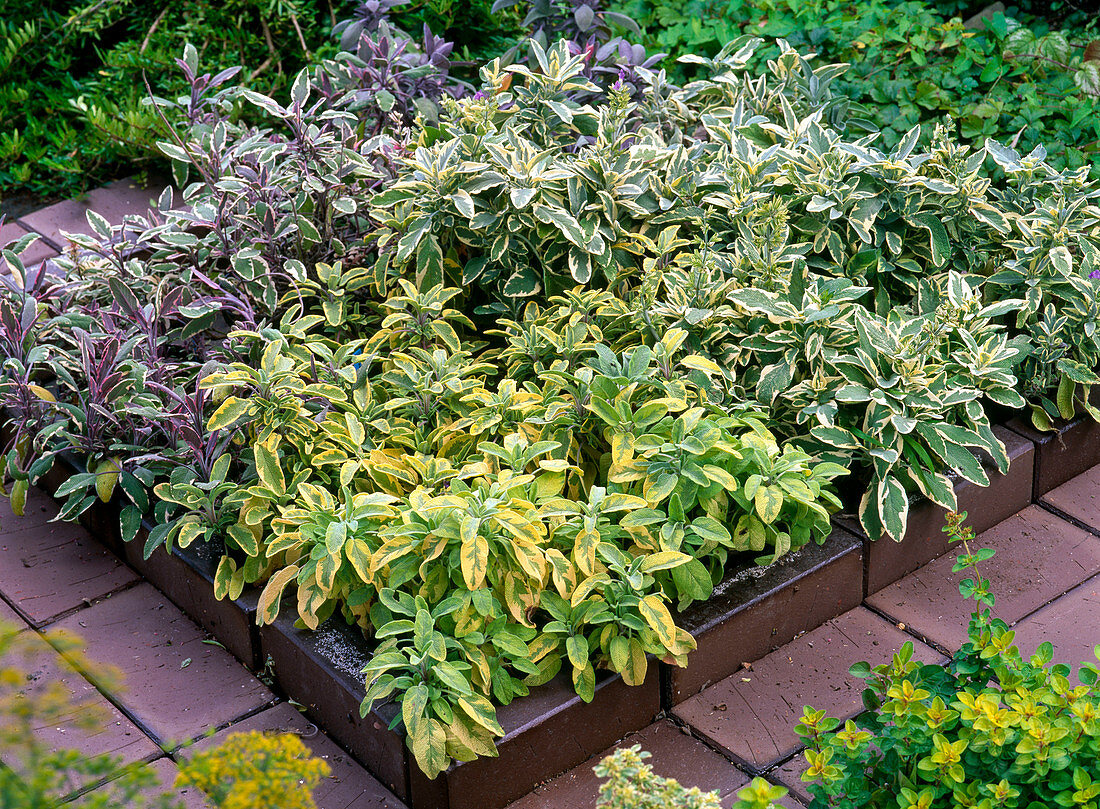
20,416,1062,809
667,526,862,704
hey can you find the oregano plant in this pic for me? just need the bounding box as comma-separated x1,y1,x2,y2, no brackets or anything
798,513,1100,807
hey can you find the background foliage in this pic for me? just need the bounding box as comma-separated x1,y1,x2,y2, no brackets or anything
7,0,1096,207
0,0,525,207
0,0,345,204
615,0,1100,175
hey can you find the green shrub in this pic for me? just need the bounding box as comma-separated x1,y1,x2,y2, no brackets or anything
204,314,843,776
798,513,1100,808
4,31,1100,783
369,0,525,63
373,37,1100,540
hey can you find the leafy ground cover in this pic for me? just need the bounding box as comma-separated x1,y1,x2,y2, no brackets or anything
2,0,1100,784
0,0,342,207
616,0,1100,175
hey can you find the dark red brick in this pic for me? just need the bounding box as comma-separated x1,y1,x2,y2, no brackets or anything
963,425,1035,531
1007,415,1100,496
777,795,806,807
0,520,137,625
866,506,1100,651
0,595,24,626
51,584,274,746
674,607,940,770
2,631,159,786
34,459,126,557
505,719,750,809
0,220,58,272
837,497,950,597
0,485,62,529
17,178,162,250
1042,462,1100,529
186,703,407,808
124,532,260,669
669,528,863,703
773,783,807,809
1012,574,1100,677
261,608,662,809
74,758,212,809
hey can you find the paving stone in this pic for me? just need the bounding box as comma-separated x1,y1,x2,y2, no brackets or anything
0,220,58,272
505,719,751,809
16,198,96,251
185,703,407,809
770,751,812,806
0,596,26,626
85,179,165,223
674,607,940,770
74,757,211,809
0,519,137,625
1043,463,1100,528
0,485,62,529
17,178,161,250
52,584,274,746
0,219,23,246
1012,574,1100,677
127,535,261,669
866,506,1100,651
0,631,159,786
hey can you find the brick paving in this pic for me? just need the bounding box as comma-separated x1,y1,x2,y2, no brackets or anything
866,505,1100,651
74,757,213,809
674,608,943,770
0,519,138,626
0,474,407,809
0,181,1098,808
0,219,59,271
